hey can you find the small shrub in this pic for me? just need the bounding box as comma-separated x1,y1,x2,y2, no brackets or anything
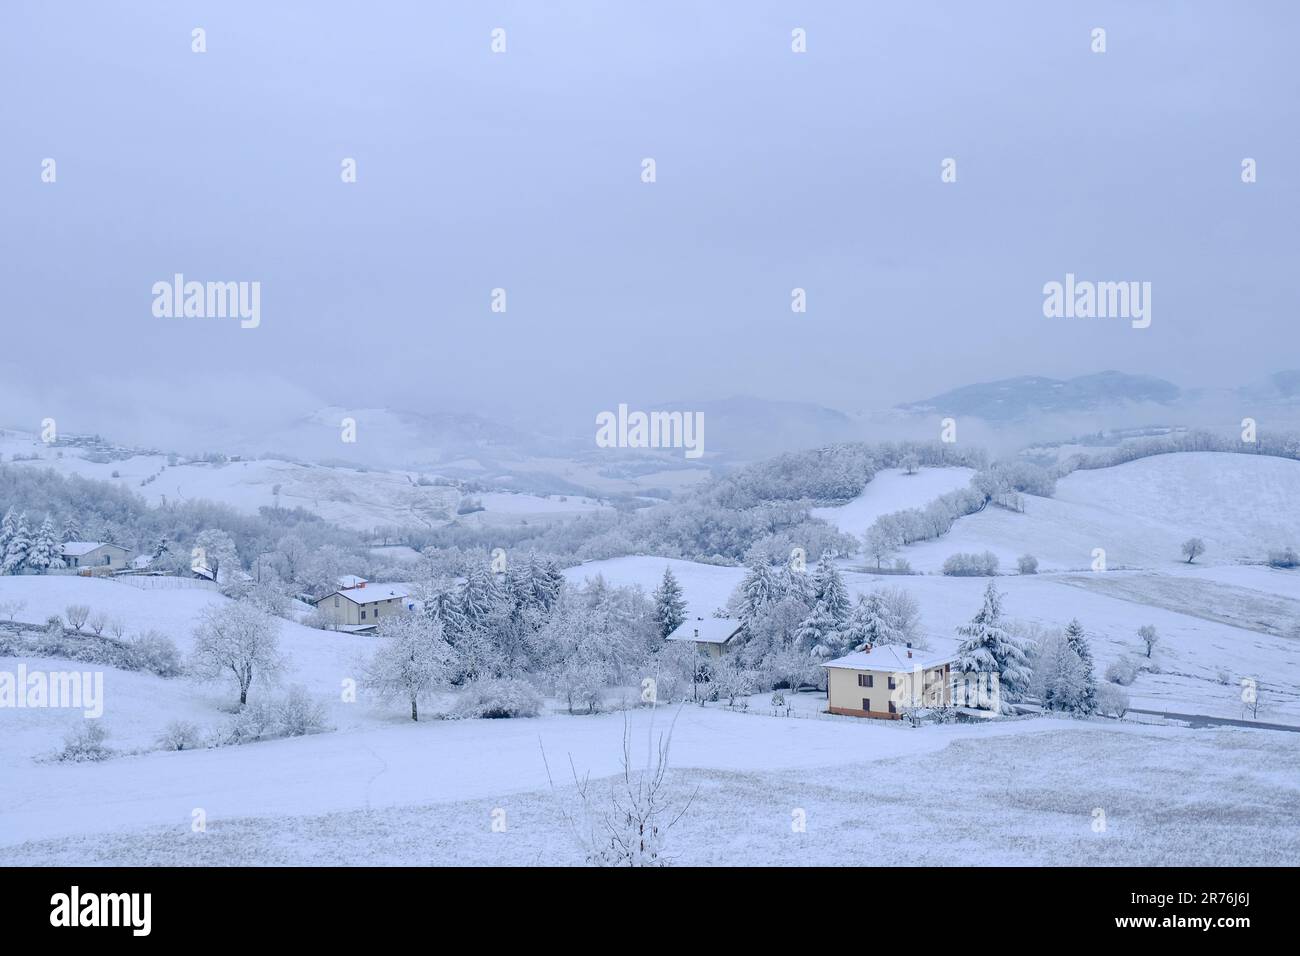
302,606,338,631
1267,547,1299,568
1105,656,1139,686
275,685,330,737
453,677,542,719
1216,669,1231,685
1096,683,1130,718
58,721,112,762
129,630,183,677
942,551,1000,577
223,700,278,744
156,720,204,751
1017,554,1039,575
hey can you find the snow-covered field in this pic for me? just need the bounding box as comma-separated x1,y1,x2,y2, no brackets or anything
3,450,1299,865
904,453,1300,572
811,467,976,536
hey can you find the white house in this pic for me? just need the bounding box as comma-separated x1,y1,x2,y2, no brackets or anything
312,584,412,631
666,616,744,659
61,541,132,572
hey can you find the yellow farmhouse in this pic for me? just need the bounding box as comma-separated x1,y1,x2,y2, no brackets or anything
823,643,957,719
313,583,411,630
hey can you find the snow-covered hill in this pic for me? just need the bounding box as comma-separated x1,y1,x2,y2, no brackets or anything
903,452,1300,572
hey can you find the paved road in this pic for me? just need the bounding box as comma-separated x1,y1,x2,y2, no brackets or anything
1128,708,1300,733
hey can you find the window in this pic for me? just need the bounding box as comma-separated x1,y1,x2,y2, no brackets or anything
374,607,380,618
334,597,339,607
861,698,871,713
888,675,897,690
888,701,897,714
857,673,873,687
103,555,112,566
360,610,367,620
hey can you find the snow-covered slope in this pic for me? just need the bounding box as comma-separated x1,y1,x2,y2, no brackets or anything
904,453,1300,572
811,467,976,536
0,432,610,533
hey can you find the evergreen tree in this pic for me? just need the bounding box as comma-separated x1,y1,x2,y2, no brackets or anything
955,580,1031,712
459,563,501,628
811,553,850,623
25,516,64,573
845,592,893,651
61,514,82,543
738,557,780,624
651,566,687,638
781,563,814,609
796,597,847,662
0,508,16,562
2,512,32,574
1063,618,1098,715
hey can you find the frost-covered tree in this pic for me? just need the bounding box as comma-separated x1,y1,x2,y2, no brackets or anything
459,563,501,628
811,553,850,622
417,576,468,641
844,592,893,650
652,566,687,638
863,524,898,570
1181,537,1206,563
737,557,782,624
796,597,847,663
954,580,1031,712
1032,629,1088,713
189,601,284,706
781,563,814,609
795,554,852,663
2,511,32,574
363,613,452,721
26,516,65,573
193,528,239,582
1138,624,1159,658
0,508,15,560
1063,618,1098,714
61,514,82,543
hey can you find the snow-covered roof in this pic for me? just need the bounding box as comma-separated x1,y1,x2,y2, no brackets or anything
337,574,368,588
822,645,956,673
62,541,128,556
667,617,743,645
326,585,409,605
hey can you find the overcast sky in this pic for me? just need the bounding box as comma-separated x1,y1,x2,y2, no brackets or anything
1,1,1297,441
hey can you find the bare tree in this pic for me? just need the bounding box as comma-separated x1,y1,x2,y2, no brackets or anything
1181,537,1206,564
88,611,109,637
543,711,698,867
64,604,91,632
189,601,284,705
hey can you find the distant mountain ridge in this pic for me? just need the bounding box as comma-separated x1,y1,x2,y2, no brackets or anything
898,371,1182,421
